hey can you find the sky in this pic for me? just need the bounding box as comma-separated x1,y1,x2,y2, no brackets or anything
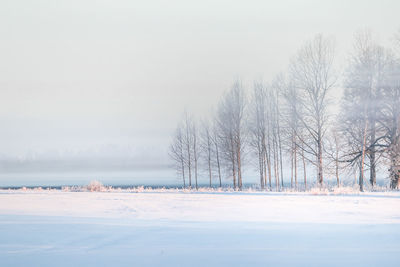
0,0,399,182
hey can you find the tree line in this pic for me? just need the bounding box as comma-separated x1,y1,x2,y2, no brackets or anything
169,30,400,191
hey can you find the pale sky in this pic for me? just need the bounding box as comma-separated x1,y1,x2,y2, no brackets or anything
0,0,399,167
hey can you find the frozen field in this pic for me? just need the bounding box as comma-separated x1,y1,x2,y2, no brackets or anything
1,189,400,266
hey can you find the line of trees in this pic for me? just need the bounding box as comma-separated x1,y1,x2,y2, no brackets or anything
169,31,400,191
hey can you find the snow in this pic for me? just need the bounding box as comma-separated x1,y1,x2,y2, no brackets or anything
1,189,400,266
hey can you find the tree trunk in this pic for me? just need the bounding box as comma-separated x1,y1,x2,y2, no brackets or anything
215,142,222,187
275,99,284,188
259,150,264,189
231,138,237,189
187,143,192,188
294,143,298,190
278,122,284,188
291,141,294,188
369,117,377,187
336,152,339,187
263,150,268,189
317,135,323,186
389,132,400,189
237,144,243,190
359,163,364,192
275,144,280,191
208,145,212,188
302,149,307,190
273,134,279,190
232,158,236,189
181,156,186,188
370,153,376,187
360,118,368,192
267,143,272,189
194,137,198,190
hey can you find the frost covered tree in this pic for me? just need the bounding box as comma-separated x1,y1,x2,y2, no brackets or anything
280,75,302,189
216,80,247,190
340,31,390,190
340,30,400,190
183,111,194,188
248,81,281,189
192,120,199,190
385,29,400,189
379,51,400,189
169,112,197,189
290,34,336,187
211,119,223,187
268,83,284,190
341,32,379,189
169,125,186,188
248,81,267,189
200,119,214,187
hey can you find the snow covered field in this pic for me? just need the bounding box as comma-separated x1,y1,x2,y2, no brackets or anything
1,190,400,266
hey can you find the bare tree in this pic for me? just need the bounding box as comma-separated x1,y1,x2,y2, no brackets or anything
200,119,214,187
216,80,247,190
183,111,194,188
340,31,388,190
379,52,400,189
279,74,311,190
211,119,223,187
386,30,400,189
248,81,267,189
274,86,285,189
270,87,282,190
169,125,186,188
280,76,301,189
192,119,199,190
290,34,336,187
340,88,369,191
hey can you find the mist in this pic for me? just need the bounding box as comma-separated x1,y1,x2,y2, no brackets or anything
0,0,399,186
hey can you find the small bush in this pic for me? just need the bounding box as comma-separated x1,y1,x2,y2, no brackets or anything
86,180,106,192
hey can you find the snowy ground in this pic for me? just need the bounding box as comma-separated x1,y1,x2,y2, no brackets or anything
1,190,400,266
